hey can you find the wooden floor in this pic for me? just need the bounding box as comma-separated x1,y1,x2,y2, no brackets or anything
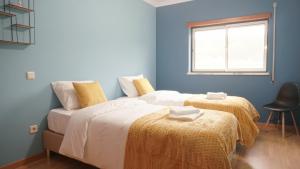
16,127,300,169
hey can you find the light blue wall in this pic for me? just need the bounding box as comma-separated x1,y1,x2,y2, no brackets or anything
157,0,300,122
0,0,156,166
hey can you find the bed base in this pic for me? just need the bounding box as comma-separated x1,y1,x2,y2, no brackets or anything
43,130,64,159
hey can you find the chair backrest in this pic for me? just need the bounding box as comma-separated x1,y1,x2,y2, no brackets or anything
276,82,300,107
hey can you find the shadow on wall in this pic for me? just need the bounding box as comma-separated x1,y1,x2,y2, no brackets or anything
26,117,46,158
0,44,29,50
0,85,61,163
108,78,126,99
25,85,61,157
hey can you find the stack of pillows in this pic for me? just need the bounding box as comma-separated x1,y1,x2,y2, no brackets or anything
118,74,154,97
51,75,155,110
51,81,107,110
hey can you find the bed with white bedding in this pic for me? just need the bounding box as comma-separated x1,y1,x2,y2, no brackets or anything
45,99,239,169
120,90,260,147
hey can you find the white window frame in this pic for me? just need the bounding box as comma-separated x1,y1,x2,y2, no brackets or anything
189,20,269,75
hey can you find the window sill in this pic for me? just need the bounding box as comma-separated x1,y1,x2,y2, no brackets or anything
187,72,270,76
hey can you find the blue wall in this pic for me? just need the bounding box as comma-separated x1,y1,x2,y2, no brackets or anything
1,0,300,166
156,0,300,122
0,0,156,166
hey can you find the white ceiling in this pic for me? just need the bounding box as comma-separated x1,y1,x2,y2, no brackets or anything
144,0,192,7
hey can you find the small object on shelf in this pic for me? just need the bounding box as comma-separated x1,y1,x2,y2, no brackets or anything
11,0,23,8
18,0,23,7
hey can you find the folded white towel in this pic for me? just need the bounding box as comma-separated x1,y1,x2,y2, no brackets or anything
206,92,227,100
168,111,204,121
170,106,200,115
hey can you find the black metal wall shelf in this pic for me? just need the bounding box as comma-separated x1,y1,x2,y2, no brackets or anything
6,3,33,12
11,23,33,29
0,0,35,45
0,39,30,45
0,10,15,16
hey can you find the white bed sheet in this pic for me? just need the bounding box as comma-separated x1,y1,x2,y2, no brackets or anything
47,108,75,135
118,90,194,106
59,99,165,169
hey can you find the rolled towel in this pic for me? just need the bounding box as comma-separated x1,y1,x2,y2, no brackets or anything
170,106,200,115
206,92,227,100
168,111,204,121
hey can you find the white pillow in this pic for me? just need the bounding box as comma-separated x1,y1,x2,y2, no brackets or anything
118,75,144,97
51,81,93,110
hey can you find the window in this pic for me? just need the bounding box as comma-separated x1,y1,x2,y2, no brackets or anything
188,14,271,75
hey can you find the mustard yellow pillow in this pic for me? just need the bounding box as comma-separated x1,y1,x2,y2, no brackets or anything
133,78,155,96
73,81,107,108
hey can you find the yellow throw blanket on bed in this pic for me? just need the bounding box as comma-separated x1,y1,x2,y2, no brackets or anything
124,108,239,169
184,95,260,147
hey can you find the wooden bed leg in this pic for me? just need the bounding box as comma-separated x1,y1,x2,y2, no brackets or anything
46,149,51,160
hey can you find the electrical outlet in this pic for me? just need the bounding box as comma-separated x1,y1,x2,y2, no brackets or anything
29,124,38,134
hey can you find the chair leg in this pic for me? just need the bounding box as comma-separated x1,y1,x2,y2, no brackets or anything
291,112,299,136
46,149,51,160
265,111,273,128
281,112,285,138
277,112,281,128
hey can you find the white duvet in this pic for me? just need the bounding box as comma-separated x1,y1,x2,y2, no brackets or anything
138,90,194,106
59,99,165,169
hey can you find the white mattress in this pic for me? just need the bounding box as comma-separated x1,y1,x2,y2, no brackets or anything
47,108,74,135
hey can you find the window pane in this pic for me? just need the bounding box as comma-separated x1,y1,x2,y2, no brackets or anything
194,28,226,70
227,24,266,71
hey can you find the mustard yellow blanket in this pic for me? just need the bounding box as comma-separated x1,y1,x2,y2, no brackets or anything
124,108,239,169
184,95,260,147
